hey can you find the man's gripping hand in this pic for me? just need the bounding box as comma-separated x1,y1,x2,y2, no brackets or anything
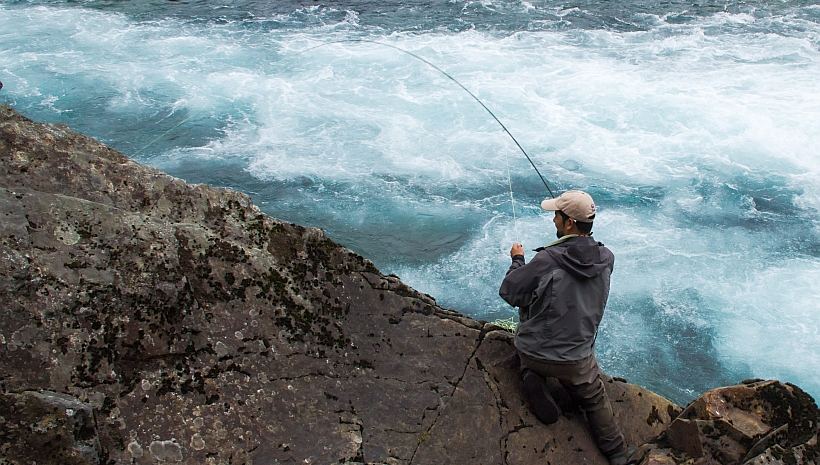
510,243,524,259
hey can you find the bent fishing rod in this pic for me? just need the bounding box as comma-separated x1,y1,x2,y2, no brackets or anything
133,39,556,242
135,40,555,199
295,39,556,199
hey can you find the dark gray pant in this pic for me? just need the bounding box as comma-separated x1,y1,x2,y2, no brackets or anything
519,351,625,456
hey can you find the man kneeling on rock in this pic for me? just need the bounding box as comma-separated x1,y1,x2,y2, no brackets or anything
499,190,634,465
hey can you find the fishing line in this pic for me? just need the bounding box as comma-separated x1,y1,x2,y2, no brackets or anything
294,39,556,200
132,39,553,242
503,142,520,243
132,108,206,157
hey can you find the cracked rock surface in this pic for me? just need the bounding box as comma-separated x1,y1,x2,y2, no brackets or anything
635,379,820,465
1,106,679,464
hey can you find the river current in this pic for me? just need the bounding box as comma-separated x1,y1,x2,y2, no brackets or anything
2,0,819,404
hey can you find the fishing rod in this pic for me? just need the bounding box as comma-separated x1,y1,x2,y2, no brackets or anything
134,41,556,198
294,39,556,199
132,40,555,243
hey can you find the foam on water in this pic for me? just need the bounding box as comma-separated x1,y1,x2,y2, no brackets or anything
2,2,820,403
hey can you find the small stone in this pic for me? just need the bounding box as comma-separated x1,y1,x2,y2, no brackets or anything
141,379,152,391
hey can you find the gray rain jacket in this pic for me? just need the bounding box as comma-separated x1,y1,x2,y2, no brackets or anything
499,235,614,363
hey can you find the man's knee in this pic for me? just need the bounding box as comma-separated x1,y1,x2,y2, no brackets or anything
573,377,607,407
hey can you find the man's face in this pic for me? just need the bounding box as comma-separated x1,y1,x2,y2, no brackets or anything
553,211,567,239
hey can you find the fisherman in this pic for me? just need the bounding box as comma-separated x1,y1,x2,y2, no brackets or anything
499,190,634,465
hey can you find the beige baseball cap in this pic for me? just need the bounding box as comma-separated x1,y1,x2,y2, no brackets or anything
540,190,596,223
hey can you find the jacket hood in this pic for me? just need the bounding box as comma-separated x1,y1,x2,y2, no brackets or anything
545,236,610,279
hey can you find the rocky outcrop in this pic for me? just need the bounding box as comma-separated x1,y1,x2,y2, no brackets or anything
635,379,819,465
0,106,814,465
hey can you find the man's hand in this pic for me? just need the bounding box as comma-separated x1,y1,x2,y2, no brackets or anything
510,243,524,258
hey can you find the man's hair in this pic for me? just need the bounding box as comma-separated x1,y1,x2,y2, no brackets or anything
558,210,593,235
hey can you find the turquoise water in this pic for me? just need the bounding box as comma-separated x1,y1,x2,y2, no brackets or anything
2,0,819,404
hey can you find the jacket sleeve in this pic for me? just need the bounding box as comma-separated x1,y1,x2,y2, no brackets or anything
506,254,526,275
499,252,550,308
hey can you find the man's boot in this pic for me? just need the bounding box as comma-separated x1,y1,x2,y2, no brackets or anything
522,370,561,425
607,444,638,465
